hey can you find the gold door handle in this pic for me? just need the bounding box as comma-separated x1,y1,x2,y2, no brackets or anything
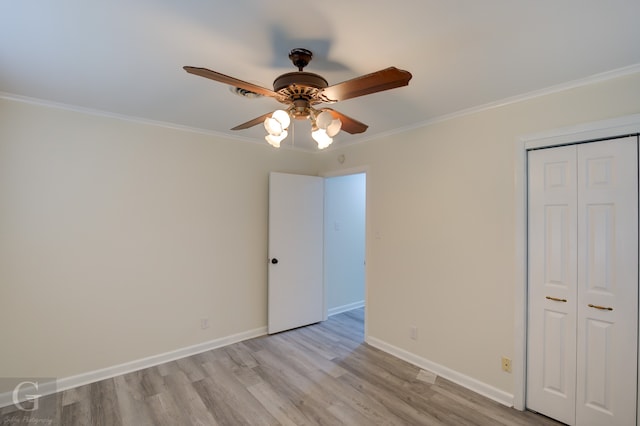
546,296,567,302
588,304,613,311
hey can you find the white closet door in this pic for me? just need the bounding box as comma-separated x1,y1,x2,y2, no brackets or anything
527,136,638,425
527,145,578,425
575,137,638,425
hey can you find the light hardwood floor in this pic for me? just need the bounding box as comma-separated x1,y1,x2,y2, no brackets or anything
1,309,561,425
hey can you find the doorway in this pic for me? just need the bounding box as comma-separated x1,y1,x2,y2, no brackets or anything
324,172,366,318
267,170,367,335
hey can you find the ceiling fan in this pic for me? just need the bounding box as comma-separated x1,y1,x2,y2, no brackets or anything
184,48,412,149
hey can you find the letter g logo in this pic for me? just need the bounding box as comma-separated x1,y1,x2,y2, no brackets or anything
12,381,41,412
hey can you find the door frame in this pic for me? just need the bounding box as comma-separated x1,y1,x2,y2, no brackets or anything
513,113,640,414
322,166,369,338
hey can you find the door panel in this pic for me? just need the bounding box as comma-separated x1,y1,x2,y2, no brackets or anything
544,205,571,286
268,172,324,334
527,145,577,425
584,204,614,293
583,318,613,413
542,310,571,395
576,137,638,426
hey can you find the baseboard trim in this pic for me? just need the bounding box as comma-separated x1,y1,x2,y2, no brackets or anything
328,300,365,316
2,326,513,410
366,336,514,407
0,326,267,409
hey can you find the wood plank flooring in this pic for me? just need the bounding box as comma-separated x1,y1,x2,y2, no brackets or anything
1,309,562,425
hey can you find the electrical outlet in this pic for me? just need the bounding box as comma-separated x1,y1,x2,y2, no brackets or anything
200,318,210,330
410,326,418,340
501,356,512,373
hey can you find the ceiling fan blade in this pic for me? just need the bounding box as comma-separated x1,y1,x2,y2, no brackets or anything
183,66,283,99
230,112,273,131
324,108,368,134
319,67,412,103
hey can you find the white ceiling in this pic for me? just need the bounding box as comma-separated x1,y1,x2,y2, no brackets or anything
2,0,639,151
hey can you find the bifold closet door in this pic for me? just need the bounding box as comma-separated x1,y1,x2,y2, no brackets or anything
527,144,578,424
527,136,638,426
575,138,638,425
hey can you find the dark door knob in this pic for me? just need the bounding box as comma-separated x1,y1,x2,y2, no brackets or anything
271,258,279,264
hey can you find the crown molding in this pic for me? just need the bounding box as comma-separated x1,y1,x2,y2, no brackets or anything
340,63,640,150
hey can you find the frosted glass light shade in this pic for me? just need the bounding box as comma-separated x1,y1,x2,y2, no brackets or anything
264,117,283,136
265,130,288,148
316,111,334,129
312,128,333,149
272,109,291,129
326,118,342,137
264,110,291,136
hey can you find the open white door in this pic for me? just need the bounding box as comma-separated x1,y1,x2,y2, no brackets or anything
268,172,324,334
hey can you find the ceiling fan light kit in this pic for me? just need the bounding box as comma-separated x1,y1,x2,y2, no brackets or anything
184,48,412,149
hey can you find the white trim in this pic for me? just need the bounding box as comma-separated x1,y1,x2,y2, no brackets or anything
321,166,369,179
366,336,514,407
328,300,365,316
0,92,250,142
0,326,266,409
513,138,528,411
513,113,640,411
0,92,314,153
520,113,640,149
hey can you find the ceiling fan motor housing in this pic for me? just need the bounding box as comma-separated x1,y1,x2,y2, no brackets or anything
273,72,328,93
274,72,329,118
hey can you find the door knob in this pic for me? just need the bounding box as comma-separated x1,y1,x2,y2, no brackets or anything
271,258,279,264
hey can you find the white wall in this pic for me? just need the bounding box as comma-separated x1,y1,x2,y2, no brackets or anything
316,71,640,396
0,98,317,392
324,173,366,313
